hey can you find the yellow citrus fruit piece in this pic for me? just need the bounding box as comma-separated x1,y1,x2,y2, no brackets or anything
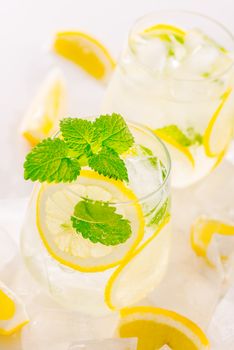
191,216,234,266
143,23,186,42
105,217,170,310
53,31,115,81
153,129,195,167
36,170,144,273
21,68,67,146
203,88,233,157
212,127,233,170
118,306,210,350
0,281,29,336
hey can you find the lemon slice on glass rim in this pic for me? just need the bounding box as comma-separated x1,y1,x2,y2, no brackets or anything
36,170,144,273
20,68,67,146
118,306,210,350
0,281,29,336
53,31,115,82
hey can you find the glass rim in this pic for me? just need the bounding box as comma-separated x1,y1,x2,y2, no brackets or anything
52,117,171,206
128,10,234,83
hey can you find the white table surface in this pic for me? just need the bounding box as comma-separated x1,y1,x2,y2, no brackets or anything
1,1,234,349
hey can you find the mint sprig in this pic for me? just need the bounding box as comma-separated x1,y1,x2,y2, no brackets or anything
71,199,132,246
24,114,134,183
24,139,81,183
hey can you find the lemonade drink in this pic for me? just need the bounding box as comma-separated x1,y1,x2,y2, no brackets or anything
102,12,234,187
21,114,171,315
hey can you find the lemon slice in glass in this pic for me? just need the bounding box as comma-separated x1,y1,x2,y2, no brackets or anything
0,281,29,336
36,170,144,272
203,88,233,157
153,128,195,167
53,31,115,81
143,23,186,43
105,217,170,309
118,306,210,350
21,68,67,146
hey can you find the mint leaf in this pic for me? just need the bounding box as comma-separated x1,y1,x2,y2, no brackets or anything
24,138,81,183
88,147,128,182
93,113,134,154
186,127,203,146
60,118,95,156
156,125,191,147
71,199,132,246
174,34,185,44
148,198,170,227
156,125,203,148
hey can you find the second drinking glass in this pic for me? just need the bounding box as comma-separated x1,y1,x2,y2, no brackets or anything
103,11,234,188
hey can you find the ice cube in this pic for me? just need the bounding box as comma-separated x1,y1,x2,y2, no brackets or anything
208,283,234,350
21,308,119,350
68,338,137,350
185,29,206,52
182,28,232,79
0,227,17,275
133,34,167,72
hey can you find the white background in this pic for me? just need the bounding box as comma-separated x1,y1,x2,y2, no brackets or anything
0,0,234,199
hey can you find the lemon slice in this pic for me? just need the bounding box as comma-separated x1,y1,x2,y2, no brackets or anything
153,129,195,167
0,281,29,336
191,216,234,266
143,23,186,42
21,68,67,146
105,217,170,310
36,170,144,272
118,306,210,350
53,31,115,81
212,127,233,170
203,88,232,157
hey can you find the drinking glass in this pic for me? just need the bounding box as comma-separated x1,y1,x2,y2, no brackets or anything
102,11,234,188
21,121,171,315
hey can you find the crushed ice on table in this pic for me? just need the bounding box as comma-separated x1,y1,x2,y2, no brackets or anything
21,308,119,350
68,338,137,350
208,283,234,350
0,227,18,280
149,160,234,329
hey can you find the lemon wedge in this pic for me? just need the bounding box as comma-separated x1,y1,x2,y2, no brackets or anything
36,170,144,272
191,216,234,266
21,69,67,146
143,23,186,42
0,281,29,336
105,217,170,310
118,306,210,350
153,129,195,167
203,88,233,157
53,31,115,81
